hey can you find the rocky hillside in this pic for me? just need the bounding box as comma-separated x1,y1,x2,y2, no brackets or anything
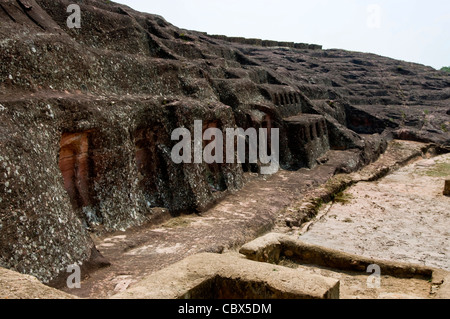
0,0,449,284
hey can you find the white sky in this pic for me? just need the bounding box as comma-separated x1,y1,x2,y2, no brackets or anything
114,0,450,69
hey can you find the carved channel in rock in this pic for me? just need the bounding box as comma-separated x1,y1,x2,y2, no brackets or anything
184,275,312,299
0,2,16,23
0,0,59,31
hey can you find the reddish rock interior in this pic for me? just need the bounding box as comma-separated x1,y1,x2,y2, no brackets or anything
59,132,92,209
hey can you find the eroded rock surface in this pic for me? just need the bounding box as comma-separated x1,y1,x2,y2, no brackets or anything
0,266,75,299
240,233,450,299
0,0,449,284
111,253,340,299
300,154,450,271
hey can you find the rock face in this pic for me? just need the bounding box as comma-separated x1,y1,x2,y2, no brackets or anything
285,115,330,169
0,266,75,299
444,180,450,197
0,0,449,284
111,253,340,299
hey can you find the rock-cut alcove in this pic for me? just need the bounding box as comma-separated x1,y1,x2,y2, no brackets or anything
59,132,93,210
135,126,170,208
203,121,228,193
58,131,103,227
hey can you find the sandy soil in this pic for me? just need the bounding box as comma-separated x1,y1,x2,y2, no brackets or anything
300,153,450,272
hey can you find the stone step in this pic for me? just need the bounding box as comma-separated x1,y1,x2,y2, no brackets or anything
111,253,340,299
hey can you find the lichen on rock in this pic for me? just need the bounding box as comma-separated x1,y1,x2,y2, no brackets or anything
0,0,448,284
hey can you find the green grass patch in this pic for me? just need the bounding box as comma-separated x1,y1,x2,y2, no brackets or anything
163,217,193,229
425,162,450,178
333,191,353,205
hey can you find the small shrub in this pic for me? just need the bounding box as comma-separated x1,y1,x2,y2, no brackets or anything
333,191,353,205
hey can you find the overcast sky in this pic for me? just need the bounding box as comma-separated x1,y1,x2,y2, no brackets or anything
114,0,450,69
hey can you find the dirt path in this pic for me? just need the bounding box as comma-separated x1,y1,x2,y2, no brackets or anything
300,153,450,271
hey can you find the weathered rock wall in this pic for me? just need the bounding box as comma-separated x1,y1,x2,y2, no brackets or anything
0,0,448,284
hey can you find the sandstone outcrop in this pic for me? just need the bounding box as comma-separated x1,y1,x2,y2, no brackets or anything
444,180,450,196
0,266,75,299
0,0,449,284
111,253,340,299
